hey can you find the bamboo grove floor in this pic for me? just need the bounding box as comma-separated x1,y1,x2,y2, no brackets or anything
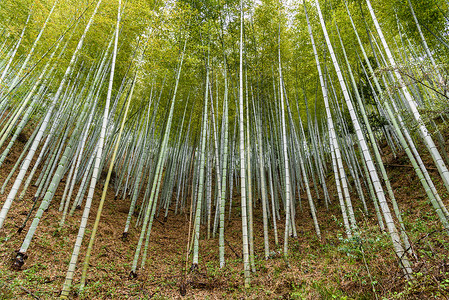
1,128,449,299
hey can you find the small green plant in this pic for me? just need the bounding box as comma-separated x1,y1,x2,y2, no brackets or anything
337,235,364,260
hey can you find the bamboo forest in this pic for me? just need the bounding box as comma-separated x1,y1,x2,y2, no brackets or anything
0,0,448,298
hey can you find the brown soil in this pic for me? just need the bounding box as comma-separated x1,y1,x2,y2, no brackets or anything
0,128,449,299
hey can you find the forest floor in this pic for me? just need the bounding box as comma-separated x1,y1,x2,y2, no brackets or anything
1,128,449,299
